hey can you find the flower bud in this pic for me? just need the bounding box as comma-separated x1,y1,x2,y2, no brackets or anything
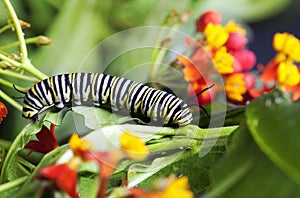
231,49,256,71
196,10,222,32
225,32,247,51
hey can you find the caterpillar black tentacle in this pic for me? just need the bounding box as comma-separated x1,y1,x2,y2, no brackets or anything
22,73,193,127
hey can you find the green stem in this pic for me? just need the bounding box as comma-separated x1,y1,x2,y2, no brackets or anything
17,156,35,170
21,61,48,80
0,89,22,112
0,37,40,51
3,0,28,61
0,24,13,34
149,24,180,81
0,52,22,67
0,77,27,92
0,176,27,193
0,53,47,80
0,69,38,82
17,163,31,176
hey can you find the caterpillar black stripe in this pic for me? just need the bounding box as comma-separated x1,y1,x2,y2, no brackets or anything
22,73,193,127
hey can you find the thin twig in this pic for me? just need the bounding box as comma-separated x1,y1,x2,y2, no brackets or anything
3,0,28,61
0,89,22,111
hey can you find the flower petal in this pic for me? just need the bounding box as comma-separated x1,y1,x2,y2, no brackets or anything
39,163,79,198
120,131,149,161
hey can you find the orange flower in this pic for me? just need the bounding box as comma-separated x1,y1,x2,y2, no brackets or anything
25,124,58,155
0,101,7,124
285,83,300,101
120,131,149,161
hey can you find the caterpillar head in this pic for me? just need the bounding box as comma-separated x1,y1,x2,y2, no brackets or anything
22,102,39,122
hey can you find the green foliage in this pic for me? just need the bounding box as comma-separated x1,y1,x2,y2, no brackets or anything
205,90,300,197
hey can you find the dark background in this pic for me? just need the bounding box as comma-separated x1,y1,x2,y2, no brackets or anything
248,0,300,65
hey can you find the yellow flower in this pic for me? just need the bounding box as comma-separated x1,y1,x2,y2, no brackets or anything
225,74,247,102
273,32,300,62
69,134,93,157
204,23,229,48
224,20,246,35
120,131,149,160
277,61,300,87
158,176,193,198
213,47,234,74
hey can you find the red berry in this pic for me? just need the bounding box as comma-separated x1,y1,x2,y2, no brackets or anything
196,10,222,32
231,49,256,71
225,32,247,51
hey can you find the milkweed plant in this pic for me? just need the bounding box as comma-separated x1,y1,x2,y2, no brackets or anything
0,0,300,197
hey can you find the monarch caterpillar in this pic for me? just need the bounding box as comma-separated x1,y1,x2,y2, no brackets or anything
22,73,194,127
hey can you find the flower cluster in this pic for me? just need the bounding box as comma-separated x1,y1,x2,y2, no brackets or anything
178,10,256,104
178,10,300,104
261,32,300,100
27,127,150,198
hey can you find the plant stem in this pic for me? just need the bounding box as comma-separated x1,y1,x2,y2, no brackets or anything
0,24,13,34
0,69,38,82
0,89,22,112
0,176,27,193
21,61,48,80
17,163,31,175
17,156,36,170
3,0,28,62
0,37,40,51
0,53,21,67
0,77,27,92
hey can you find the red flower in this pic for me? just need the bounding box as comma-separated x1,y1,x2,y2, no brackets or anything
25,124,58,155
196,10,222,32
0,101,8,124
39,160,79,198
285,83,300,101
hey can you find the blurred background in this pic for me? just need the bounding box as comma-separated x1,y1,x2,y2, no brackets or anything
0,0,299,139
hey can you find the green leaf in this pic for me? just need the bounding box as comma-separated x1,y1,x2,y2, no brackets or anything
246,89,300,186
78,176,99,198
137,147,225,197
43,108,69,126
127,151,185,188
72,107,132,130
0,122,42,183
207,122,300,198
